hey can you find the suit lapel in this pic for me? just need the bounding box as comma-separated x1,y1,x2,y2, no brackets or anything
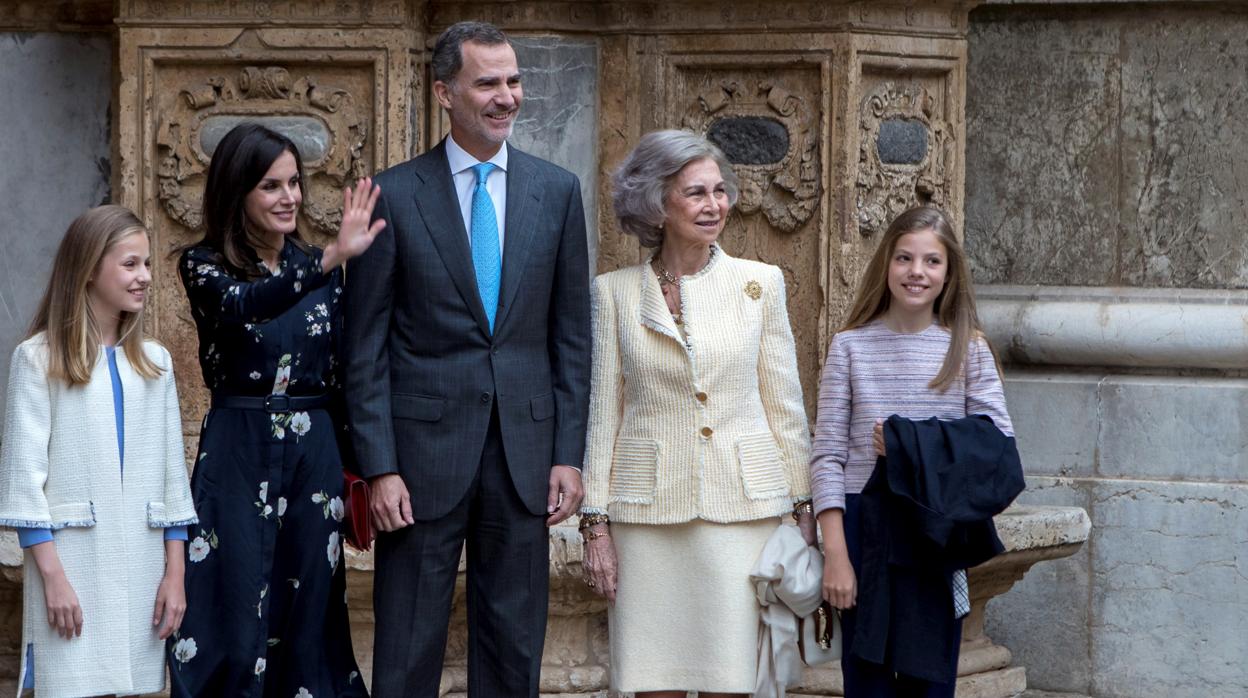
495,149,541,331
411,141,491,336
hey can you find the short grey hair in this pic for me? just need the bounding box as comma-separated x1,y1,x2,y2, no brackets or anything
431,21,511,85
611,129,740,248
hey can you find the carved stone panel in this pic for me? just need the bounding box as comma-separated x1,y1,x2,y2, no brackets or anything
155,63,372,236
856,80,956,236
115,22,417,434
681,74,821,233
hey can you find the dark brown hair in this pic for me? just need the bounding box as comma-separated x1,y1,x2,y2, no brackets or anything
194,122,310,278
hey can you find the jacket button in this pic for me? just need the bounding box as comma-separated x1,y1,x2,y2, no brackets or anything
480,392,492,404
695,392,708,403
700,426,713,438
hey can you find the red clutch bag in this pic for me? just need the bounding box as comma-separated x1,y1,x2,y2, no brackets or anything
342,469,374,551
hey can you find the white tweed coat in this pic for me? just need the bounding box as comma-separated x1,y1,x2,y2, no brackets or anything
582,247,812,524
0,334,197,698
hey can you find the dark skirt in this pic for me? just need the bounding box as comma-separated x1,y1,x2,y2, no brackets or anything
839,494,961,698
168,406,367,698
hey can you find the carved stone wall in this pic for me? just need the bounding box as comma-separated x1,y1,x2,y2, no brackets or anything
114,14,419,433
0,0,986,694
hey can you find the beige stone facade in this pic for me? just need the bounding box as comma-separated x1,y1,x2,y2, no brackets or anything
0,1,1102,696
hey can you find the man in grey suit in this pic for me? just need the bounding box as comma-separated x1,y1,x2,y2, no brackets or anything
343,21,590,697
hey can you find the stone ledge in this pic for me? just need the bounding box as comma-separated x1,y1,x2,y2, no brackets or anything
978,284,1248,370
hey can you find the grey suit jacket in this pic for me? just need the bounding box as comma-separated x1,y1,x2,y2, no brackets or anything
343,140,591,520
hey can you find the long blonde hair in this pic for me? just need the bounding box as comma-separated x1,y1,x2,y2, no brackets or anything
29,205,162,385
840,206,998,390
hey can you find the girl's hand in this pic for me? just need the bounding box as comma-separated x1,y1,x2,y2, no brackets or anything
153,571,187,640
823,550,857,610
322,177,387,270
30,542,82,639
873,418,886,457
582,524,619,603
42,569,83,639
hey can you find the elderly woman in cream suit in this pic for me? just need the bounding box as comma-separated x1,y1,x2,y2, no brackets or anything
580,130,816,698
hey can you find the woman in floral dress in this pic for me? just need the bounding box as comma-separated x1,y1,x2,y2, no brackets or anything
168,123,385,697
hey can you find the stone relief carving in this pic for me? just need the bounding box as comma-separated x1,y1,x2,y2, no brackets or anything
856,82,954,236
155,65,368,234
682,78,820,233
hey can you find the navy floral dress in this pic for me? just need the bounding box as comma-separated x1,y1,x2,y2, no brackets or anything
169,239,366,698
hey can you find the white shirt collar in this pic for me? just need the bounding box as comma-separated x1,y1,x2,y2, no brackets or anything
446,134,508,176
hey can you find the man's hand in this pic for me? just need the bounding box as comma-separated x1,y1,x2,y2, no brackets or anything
546,465,583,526
370,473,415,532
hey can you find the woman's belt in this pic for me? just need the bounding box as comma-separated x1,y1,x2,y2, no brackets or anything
211,393,330,413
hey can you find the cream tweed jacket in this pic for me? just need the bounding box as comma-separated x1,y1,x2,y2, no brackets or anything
0,334,197,698
582,247,811,524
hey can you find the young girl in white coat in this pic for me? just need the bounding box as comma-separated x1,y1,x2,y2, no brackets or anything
0,205,197,697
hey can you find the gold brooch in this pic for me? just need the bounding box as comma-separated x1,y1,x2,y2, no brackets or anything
744,280,762,300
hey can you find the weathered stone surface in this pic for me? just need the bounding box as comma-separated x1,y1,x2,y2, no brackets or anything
1001,368,1248,483
989,475,1248,698
1088,478,1248,698
877,118,928,165
708,116,790,165
986,478,1094,695
1117,15,1248,288
1002,372,1099,478
965,10,1120,286
0,32,111,418
979,284,1248,371
967,5,1248,289
1099,376,1248,481
509,36,599,266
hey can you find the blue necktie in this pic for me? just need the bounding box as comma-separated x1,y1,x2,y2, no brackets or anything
470,162,501,332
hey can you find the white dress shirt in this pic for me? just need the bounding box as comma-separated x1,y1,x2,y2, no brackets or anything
446,134,508,256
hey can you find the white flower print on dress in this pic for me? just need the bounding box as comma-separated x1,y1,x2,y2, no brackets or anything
270,413,286,440
249,371,262,380
256,482,274,518
315,302,329,317
308,323,323,336
327,531,341,571
328,496,345,523
272,354,292,394
296,689,313,698
277,497,288,517
255,657,267,675
188,536,211,562
290,411,311,437
173,637,198,664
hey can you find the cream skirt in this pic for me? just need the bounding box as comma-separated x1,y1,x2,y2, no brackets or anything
608,517,780,693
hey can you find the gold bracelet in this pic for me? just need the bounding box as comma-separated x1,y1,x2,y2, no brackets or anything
581,528,610,543
578,512,610,530
792,500,813,517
